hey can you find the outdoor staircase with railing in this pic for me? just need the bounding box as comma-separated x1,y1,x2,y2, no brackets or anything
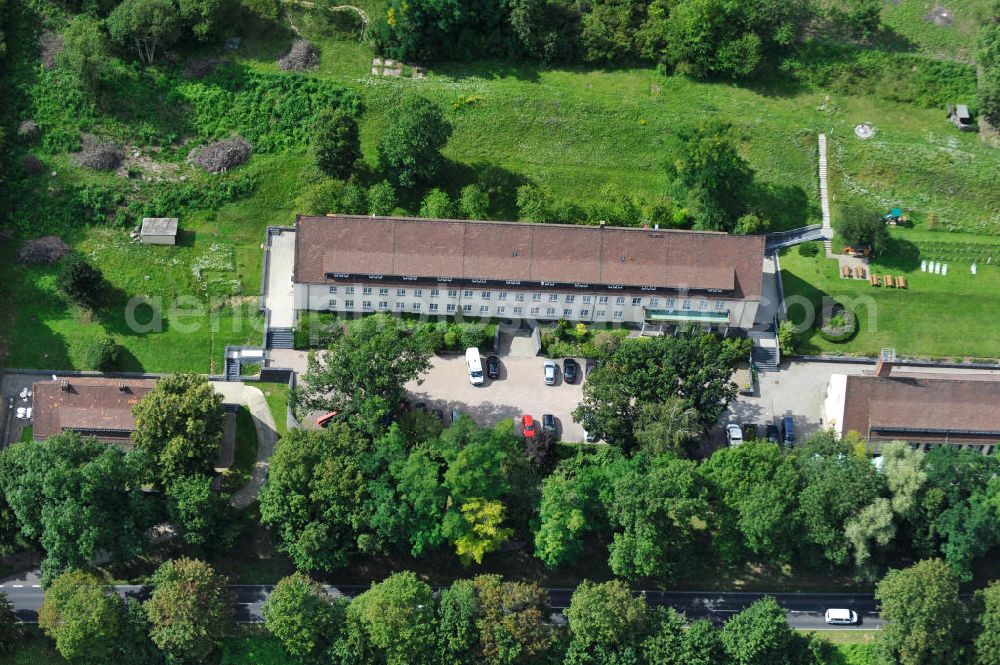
266,327,294,349
224,356,240,381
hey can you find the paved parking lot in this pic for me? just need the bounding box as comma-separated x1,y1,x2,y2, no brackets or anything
405,355,586,441
717,360,1000,445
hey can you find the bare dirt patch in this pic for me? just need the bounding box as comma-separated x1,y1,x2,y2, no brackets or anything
926,6,954,27
17,236,70,266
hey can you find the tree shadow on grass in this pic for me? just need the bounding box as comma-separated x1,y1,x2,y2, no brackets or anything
875,236,921,272
747,182,818,232
430,58,544,84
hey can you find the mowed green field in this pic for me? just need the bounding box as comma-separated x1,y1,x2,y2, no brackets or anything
781,234,1000,360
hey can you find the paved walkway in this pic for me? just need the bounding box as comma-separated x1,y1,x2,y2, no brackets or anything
211,382,279,509
264,230,296,329
818,133,834,257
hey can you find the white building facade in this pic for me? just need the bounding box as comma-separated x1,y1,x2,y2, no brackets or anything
291,215,766,331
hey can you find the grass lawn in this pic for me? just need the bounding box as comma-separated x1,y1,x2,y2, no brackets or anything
222,406,259,493
780,239,1000,360
258,382,290,437
879,0,994,62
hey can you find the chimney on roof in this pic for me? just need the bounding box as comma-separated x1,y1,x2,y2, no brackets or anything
60,379,69,391
876,348,896,377
118,381,128,392
599,221,605,228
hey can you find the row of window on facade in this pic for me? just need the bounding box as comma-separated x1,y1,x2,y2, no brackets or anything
328,299,632,318
327,285,725,311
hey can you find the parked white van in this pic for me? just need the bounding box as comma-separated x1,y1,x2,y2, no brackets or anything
466,348,484,385
824,608,858,625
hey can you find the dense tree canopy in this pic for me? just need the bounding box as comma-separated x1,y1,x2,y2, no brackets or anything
875,559,967,665
701,441,802,563
836,204,890,254
976,580,1000,665
347,572,436,665
300,313,432,433
39,571,123,665
165,473,239,552
107,0,181,65
263,572,347,661
0,593,19,658
145,557,234,664
132,373,225,485
572,331,742,449
59,15,111,93
259,424,367,571
377,96,453,188
312,107,361,180
565,580,650,664
666,118,757,232
57,255,104,309
720,596,819,665
0,432,150,584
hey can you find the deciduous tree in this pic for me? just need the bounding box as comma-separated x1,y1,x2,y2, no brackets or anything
459,183,490,219
39,571,123,665
312,107,361,179
573,331,740,450
666,118,754,231
258,425,367,571
633,397,702,458
58,15,111,93
419,187,455,218
607,453,708,580
107,0,181,65
166,474,239,552
976,579,1000,665
700,441,802,563
875,559,966,665
300,313,432,433
179,0,225,41
145,557,234,664
642,608,723,665
564,580,650,664
132,373,225,485
263,572,347,661
472,575,554,664
0,432,150,584
377,95,452,188
720,596,817,665
347,572,436,665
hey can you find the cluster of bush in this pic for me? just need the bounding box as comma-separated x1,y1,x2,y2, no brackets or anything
373,0,810,79
819,303,858,343
978,8,1000,128
540,320,628,359
294,313,491,354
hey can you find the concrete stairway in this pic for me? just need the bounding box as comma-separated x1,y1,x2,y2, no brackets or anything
266,327,294,350
818,134,833,256
751,335,780,373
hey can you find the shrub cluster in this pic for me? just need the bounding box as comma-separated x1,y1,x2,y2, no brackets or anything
819,305,857,343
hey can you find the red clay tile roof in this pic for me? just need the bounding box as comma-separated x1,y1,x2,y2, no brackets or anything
294,216,764,298
842,372,1000,444
32,377,156,445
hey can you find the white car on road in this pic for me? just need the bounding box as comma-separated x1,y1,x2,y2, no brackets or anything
824,608,858,625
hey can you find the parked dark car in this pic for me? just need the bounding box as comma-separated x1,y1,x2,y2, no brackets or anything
542,414,557,435
487,355,500,379
563,358,579,384
742,423,760,441
781,416,796,445
766,423,779,443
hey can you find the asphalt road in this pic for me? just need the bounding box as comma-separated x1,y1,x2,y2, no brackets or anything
4,583,880,630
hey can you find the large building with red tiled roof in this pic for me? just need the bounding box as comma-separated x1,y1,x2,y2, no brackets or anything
31,377,156,445
824,362,1000,454
291,215,766,329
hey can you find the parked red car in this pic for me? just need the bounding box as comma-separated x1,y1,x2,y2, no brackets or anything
521,414,536,438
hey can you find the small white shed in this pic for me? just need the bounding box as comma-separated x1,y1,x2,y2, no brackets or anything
140,217,178,245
